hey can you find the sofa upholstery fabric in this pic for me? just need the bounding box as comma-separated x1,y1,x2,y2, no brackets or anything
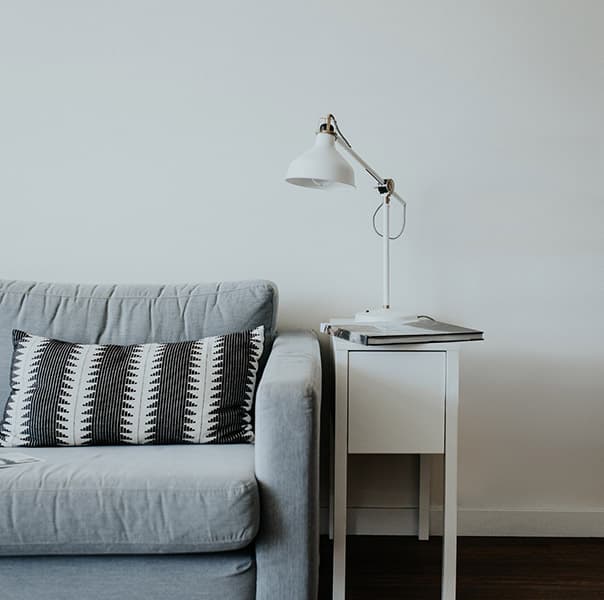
0,444,259,555
255,331,322,600
0,551,256,600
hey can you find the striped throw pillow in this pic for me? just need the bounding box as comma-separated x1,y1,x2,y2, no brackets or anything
0,327,263,447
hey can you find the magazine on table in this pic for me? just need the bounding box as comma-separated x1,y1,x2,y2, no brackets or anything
320,316,484,346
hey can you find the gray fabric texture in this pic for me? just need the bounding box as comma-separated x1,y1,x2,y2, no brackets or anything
0,444,259,555
0,279,278,416
0,551,255,600
254,331,322,600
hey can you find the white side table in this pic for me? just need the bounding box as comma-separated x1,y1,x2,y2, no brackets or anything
328,327,463,600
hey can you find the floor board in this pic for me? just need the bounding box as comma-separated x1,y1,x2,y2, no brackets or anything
318,536,604,599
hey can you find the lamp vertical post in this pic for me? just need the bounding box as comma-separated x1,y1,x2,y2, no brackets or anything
383,195,390,309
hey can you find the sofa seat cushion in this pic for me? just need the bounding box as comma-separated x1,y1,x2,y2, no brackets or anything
0,444,259,555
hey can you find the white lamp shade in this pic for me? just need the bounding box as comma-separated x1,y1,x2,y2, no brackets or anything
286,132,355,189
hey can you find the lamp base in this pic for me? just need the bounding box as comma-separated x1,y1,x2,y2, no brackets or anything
354,307,415,323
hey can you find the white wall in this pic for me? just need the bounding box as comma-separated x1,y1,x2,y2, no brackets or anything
1,0,603,534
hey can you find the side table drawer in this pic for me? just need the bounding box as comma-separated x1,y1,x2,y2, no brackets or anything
348,351,446,454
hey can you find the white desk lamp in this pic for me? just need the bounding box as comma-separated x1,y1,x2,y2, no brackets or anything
286,114,410,322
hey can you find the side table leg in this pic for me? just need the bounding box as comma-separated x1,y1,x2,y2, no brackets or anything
333,348,349,600
419,454,431,540
329,403,335,540
442,350,459,600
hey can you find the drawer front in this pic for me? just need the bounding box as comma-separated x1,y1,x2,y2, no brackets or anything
348,351,445,454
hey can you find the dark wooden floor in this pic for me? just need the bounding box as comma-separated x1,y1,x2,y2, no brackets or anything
318,536,604,599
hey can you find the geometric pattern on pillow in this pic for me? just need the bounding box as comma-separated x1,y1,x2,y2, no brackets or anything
0,326,263,447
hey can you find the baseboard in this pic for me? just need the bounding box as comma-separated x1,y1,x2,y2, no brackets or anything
455,507,604,537
320,506,604,537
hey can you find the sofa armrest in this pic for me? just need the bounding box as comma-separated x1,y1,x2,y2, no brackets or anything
254,330,322,600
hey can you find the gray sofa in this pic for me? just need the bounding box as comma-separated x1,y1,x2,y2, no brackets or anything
0,279,321,600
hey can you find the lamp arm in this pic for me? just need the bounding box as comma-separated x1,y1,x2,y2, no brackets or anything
334,137,407,207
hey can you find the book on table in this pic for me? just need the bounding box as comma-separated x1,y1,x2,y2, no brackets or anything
320,317,484,346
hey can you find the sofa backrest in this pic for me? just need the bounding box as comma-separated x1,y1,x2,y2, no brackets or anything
0,279,278,415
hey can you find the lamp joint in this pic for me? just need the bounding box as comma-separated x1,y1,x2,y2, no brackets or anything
318,122,335,135
377,178,395,203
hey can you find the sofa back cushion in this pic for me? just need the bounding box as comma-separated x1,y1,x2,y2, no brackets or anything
0,444,259,555
0,280,278,416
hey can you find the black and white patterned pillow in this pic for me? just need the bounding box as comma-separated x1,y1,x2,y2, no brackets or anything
0,327,264,447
